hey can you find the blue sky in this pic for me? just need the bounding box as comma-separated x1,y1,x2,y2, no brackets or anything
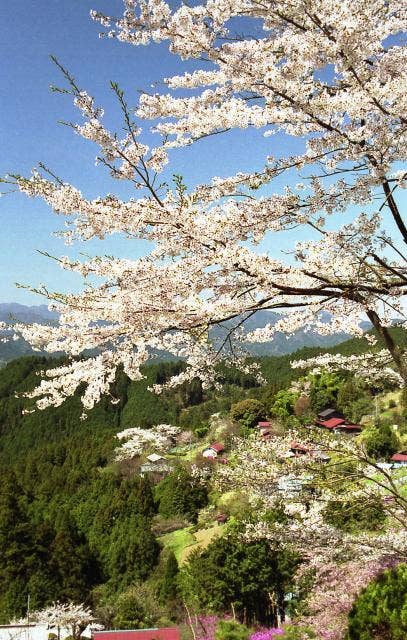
1,0,296,304
1,1,404,306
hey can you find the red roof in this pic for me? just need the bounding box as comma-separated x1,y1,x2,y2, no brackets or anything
335,423,361,431
93,630,180,640
317,417,346,429
257,421,272,428
210,442,225,453
391,452,407,462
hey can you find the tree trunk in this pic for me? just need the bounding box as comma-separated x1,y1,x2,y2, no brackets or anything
366,310,407,384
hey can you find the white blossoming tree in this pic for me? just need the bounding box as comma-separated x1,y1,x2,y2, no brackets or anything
31,602,99,640
115,423,180,460
4,0,407,408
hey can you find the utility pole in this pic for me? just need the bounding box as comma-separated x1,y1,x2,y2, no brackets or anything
26,595,31,640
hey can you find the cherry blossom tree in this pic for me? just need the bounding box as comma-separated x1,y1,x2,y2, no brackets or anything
3,0,407,408
31,602,99,640
115,423,180,460
207,430,407,637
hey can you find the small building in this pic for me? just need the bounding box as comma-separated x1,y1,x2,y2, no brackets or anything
256,421,273,436
390,452,407,467
333,423,362,434
146,453,166,463
93,630,180,640
316,416,361,435
140,454,171,476
318,408,344,421
316,417,346,429
202,442,225,458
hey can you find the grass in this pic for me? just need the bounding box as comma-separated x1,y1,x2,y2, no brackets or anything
158,526,195,562
159,522,226,564
179,523,225,564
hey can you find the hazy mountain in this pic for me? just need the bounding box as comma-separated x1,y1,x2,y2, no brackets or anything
0,303,58,365
212,309,371,356
0,303,370,365
0,302,58,324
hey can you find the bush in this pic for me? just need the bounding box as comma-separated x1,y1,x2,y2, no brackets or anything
215,621,250,640
279,626,316,640
112,582,168,629
347,563,407,640
230,399,266,428
360,423,400,459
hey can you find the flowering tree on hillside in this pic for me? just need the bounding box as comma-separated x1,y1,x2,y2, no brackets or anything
115,423,180,460
3,0,406,408
32,602,99,640
207,430,407,636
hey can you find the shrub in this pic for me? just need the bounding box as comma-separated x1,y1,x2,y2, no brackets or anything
347,563,407,640
360,423,400,459
215,621,250,640
230,399,266,428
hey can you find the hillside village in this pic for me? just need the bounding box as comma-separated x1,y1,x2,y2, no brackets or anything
0,330,406,640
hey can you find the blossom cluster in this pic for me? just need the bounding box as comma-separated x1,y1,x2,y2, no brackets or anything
115,423,180,460
8,0,407,408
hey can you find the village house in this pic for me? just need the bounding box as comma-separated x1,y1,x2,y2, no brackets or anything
256,421,273,437
202,442,225,458
390,452,407,467
315,408,361,434
139,453,171,476
0,624,95,640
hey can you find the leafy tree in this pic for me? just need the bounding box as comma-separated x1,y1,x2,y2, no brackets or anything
337,379,373,422
309,373,342,413
323,497,386,533
112,583,167,629
271,390,299,422
230,399,266,428
347,563,407,640
155,467,208,523
360,423,400,459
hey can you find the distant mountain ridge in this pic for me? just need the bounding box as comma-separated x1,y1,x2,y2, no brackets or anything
0,302,58,324
0,302,369,364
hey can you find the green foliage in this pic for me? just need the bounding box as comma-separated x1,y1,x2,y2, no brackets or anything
323,497,386,533
112,583,168,629
230,399,266,428
271,390,299,421
309,372,342,413
280,625,316,639
215,620,250,640
159,550,179,603
155,467,208,523
347,563,407,640
336,379,373,422
180,534,299,626
0,331,404,622
360,423,400,459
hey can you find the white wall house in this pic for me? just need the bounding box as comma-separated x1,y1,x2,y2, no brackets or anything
0,624,94,640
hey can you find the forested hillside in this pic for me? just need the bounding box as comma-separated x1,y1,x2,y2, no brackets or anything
0,328,405,628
